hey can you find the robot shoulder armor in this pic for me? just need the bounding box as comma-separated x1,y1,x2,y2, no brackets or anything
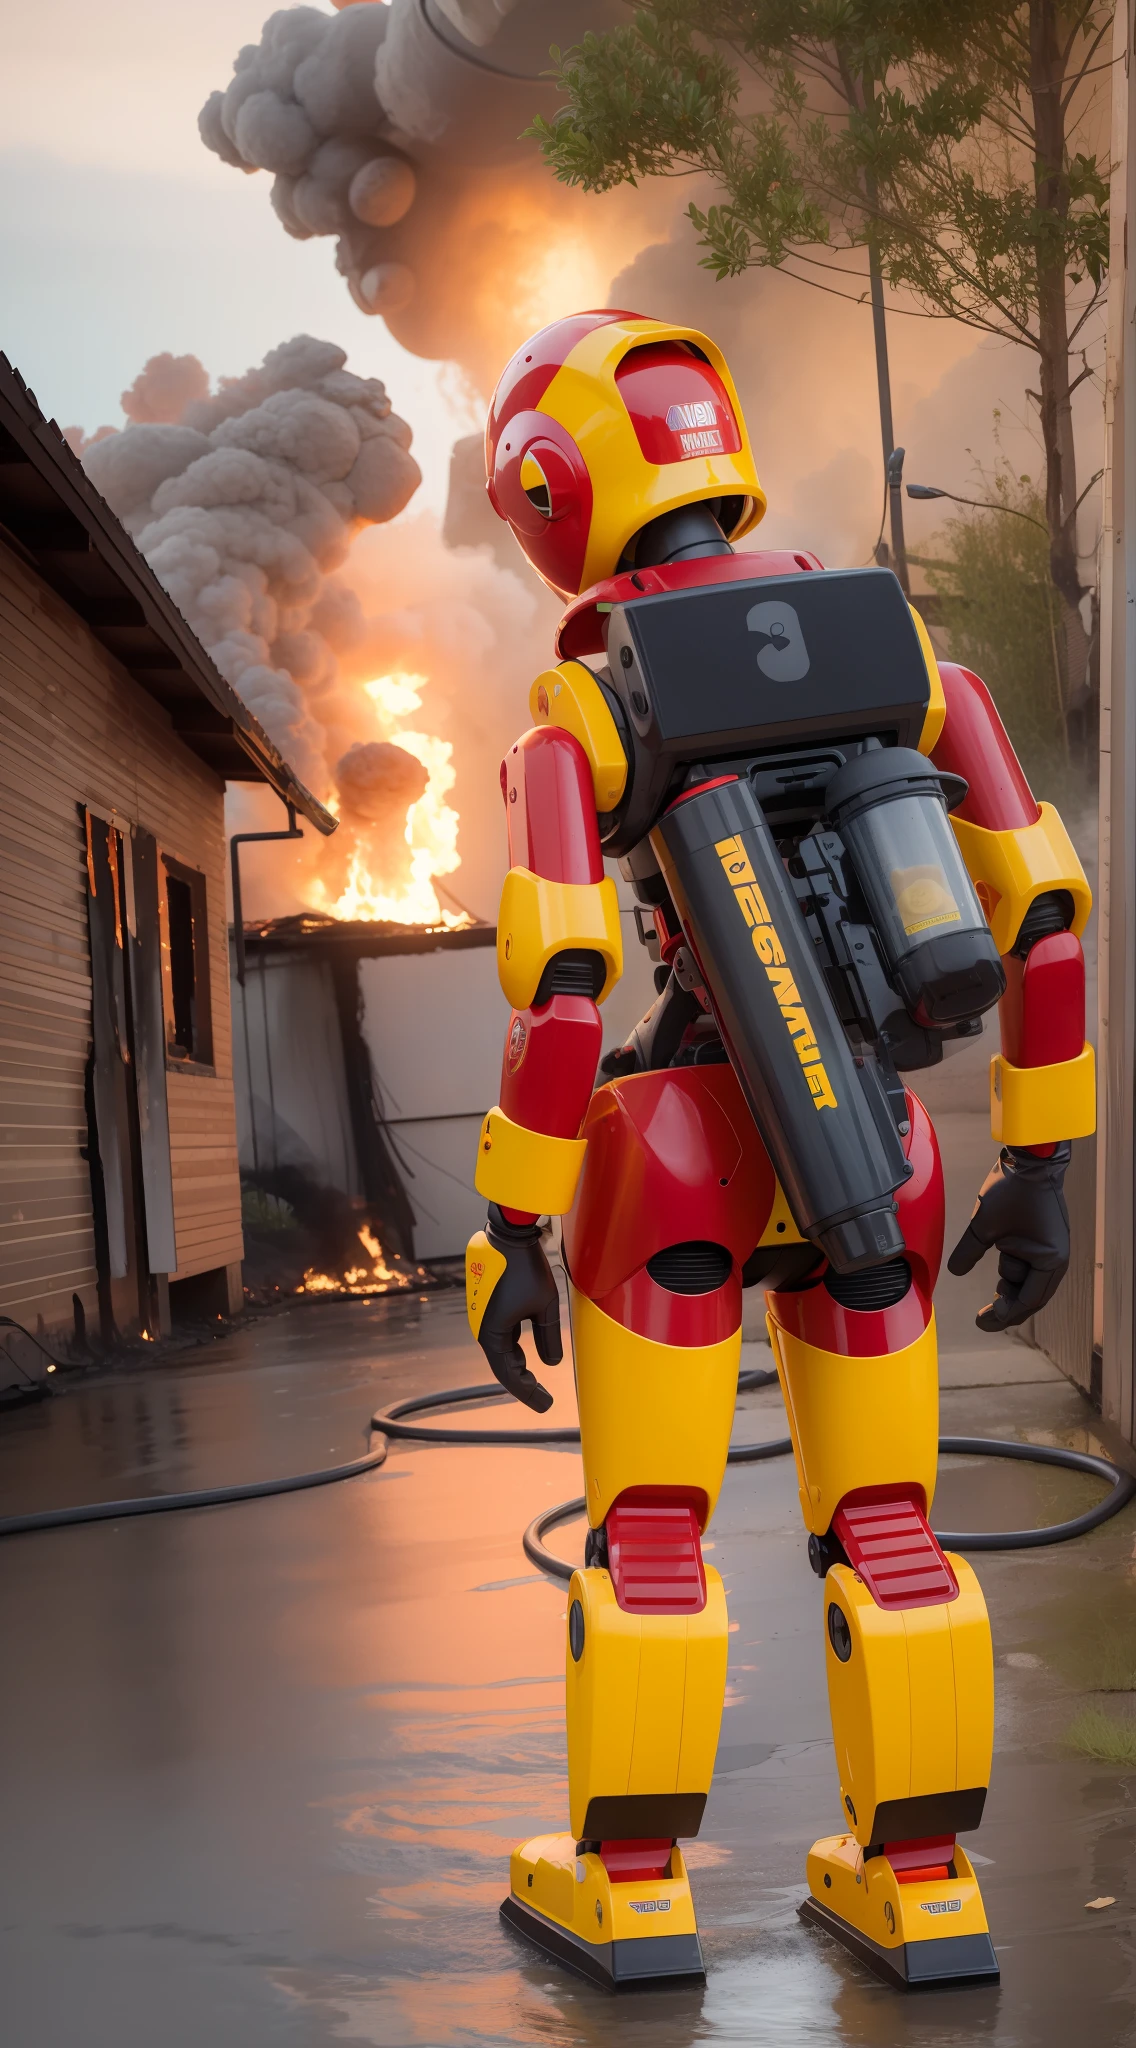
910,604,946,754
529,661,629,814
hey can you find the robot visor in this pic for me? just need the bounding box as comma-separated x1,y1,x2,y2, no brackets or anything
615,342,743,467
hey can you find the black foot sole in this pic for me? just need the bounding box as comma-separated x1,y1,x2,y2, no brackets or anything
799,1895,1000,1989
500,1894,705,1989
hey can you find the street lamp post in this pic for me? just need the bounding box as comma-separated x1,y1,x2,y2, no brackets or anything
905,481,1048,531
867,241,909,597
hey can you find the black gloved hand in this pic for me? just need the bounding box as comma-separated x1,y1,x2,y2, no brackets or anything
465,1203,562,1413
947,1142,1071,1332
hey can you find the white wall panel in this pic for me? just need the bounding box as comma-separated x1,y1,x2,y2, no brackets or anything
358,944,507,1258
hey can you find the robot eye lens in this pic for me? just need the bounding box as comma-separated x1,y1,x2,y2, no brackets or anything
520,453,552,517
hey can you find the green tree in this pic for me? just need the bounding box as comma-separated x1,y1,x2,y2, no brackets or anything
923,471,1074,797
532,2,1110,739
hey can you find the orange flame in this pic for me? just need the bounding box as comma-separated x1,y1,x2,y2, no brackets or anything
310,671,468,927
300,1223,426,1296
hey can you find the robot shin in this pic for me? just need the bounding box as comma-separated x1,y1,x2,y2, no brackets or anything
565,1288,736,1851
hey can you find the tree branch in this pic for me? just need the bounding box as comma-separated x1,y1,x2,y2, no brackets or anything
1062,468,1104,531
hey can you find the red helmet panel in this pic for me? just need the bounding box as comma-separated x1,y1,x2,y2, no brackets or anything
615,344,743,466
489,410,593,595
485,310,642,475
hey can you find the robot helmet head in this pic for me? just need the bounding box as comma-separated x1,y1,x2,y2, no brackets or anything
485,310,766,598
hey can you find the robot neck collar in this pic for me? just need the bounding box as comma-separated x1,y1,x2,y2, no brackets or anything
625,502,734,571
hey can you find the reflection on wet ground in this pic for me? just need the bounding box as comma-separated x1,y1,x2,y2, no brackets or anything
2,1291,1136,2047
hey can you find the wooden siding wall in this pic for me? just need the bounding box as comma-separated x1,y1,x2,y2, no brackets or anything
0,538,243,1334
1025,1134,1097,1394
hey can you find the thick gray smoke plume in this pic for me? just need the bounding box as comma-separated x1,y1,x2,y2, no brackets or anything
199,6,412,319
196,3,1068,580
70,333,561,924
198,1,630,378
121,352,211,424
80,335,420,795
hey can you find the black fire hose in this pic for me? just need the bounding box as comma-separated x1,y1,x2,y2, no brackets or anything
520,1438,1136,1584
374,1372,1136,1580
1,1366,1132,1558
0,1443,391,1538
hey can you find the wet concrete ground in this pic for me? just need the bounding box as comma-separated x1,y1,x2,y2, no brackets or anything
2,1278,1136,2048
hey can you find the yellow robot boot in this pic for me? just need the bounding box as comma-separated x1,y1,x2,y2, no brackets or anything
801,1531,998,1986
769,1310,999,1987
501,1550,725,1985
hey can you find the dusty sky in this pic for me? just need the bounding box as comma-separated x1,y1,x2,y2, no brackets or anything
0,0,478,511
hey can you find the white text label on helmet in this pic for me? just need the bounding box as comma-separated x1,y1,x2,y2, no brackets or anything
678,429,724,457
666,400,724,458
666,400,717,430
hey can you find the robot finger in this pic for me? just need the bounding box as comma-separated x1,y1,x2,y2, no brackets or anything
480,1325,555,1414
946,1220,991,1277
975,1251,1059,1332
531,1298,563,1369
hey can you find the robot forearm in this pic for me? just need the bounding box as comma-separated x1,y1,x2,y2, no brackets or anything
992,919,1094,1153
475,720,623,1223
484,993,603,1225
932,661,1094,1151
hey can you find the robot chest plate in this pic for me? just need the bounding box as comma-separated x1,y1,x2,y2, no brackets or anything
602,566,932,853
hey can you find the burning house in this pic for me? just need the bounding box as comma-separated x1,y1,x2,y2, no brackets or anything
51,324,658,1300
53,330,546,1301
231,912,502,1288
0,355,335,1372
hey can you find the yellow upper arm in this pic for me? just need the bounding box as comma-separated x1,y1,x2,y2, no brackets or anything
529,660,629,813
950,806,1091,956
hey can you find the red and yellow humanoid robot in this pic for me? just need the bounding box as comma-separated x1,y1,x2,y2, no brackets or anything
464,312,1095,1990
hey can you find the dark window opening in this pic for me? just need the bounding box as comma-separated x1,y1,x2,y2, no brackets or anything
167,876,195,1054
162,857,213,1068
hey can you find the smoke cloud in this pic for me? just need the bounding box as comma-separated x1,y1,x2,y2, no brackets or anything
196,3,1077,593
74,335,450,901
88,7,1096,926
79,335,419,798
121,352,211,425
198,3,439,322
197,0,661,385
72,332,556,923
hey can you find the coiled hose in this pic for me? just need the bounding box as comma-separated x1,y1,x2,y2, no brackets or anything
2,1365,1132,1564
